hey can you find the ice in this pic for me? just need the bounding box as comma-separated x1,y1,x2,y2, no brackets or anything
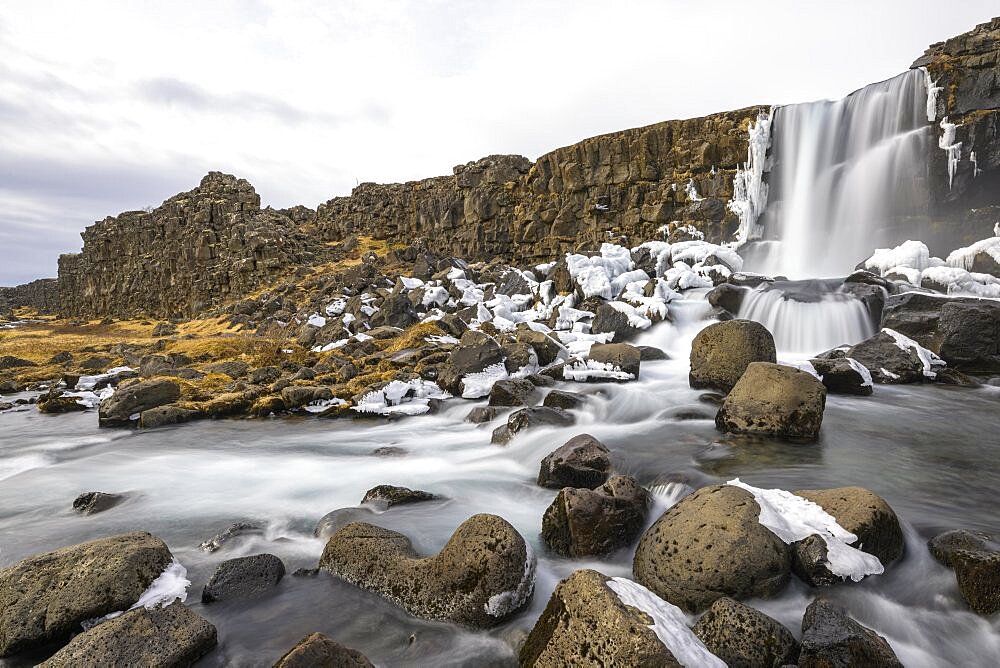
887,266,922,285
566,244,634,300
85,559,190,628
307,314,327,328
606,577,725,667
729,109,773,244
446,267,466,280
422,286,450,308
670,241,744,272
400,276,424,290
75,367,134,391
946,237,1000,272
880,367,900,380
534,261,556,275
562,360,634,382
684,179,704,202
65,385,115,409
864,240,931,275
484,543,536,618
312,338,349,353
607,301,653,330
325,299,346,316
938,117,962,189
663,262,713,291
845,357,874,388
921,66,942,122
303,398,347,413
882,328,946,379
352,379,450,416
610,269,651,297
727,479,884,582
460,362,510,399
921,265,1000,297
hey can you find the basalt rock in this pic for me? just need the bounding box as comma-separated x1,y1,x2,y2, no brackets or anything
542,389,586,410
587,342,642,379
360,485,438,508
98,378,181,427
537,433,611,489
795,487,905,567
692,597,800,667
273,632,374,668
928,529,1000,615
809,357,874,396
541,475,650,557
798,599,902,667
690,320,776,393
491,406,575,444
72,491,125,514
715,362,827,441
202,553,286,604
487,378,536,407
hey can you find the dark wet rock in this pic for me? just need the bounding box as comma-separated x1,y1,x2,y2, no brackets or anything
280,385,332,409
320,513,535,628
697,392,725,405
370,293,419,329
202,553,285,604
791,535,845,587
291,568,319,578
591,303,641,340
716,362,827,441
526,373,555,387
39,601,216,667
542,475,649,557
537,433,611,489
689,320,777,392
140,405,197,429
929,529,995,566
847,330,931,383
466,405,499,423
437,330,504,394
633,484,791,612
516,330,563,366
520,569,690,666
73,491,124,515
795,487,904,566
487,378,535,407
313,507,379,540
542,389,586,410
934,367,981,386
199,522,262,552
692,597,800,667
491,406,575,445
37,389,90,414
372,446,407,457
0,532,173,656
0,355,37,369
928,529,1000,615
706,283,745,315
814,345,850,360
798,599,902,667
638,345,669,361
273,632,374,668
360,485,438,508
79,355,113,370
809,357,874,396
0,377,20,394
99,379,181,427
588,343,641,378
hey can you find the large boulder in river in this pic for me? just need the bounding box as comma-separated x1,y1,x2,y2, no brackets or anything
320,513,535,628
795,487,904,567
587,343,641,378
537,433,611,489
39,602,217,667
515,329,563,366
633,485,791,612
715,362,827,441
798,599,902,667
98,379,181,427
692,597,800,667
928,529,1000,615
689,320,776,392
202,553,286,604
847,330,940,383
0,532,174,656
541,475,649,557
360,484,438,508
520,569,721,667
273,632,374,668
487,378,535,407
436,330,503,394
809,357,873,395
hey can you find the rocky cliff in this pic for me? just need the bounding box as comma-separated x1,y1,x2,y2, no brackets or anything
0,279,60,316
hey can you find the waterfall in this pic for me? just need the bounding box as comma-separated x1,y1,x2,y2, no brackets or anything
745,69,931,278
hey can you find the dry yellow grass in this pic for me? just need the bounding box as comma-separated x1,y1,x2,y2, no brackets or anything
380,321,444,353
0,320,151,364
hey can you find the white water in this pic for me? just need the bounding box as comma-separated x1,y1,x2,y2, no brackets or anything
746,69,930,278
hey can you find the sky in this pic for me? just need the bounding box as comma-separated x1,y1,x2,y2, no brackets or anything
1,0,997,285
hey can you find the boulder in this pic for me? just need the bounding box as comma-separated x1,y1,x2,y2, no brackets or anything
465,406,498,423
542,475,649,557
37,389,89,414
199,522,262,552
689,320,776,392
491,406,575,445
515,329,563,366
72,491,124,514
520,569,720,667
938,300,1000,373
638,345,669,361
591,304,640,340
487,379,535,407
204,360,249,378
139,405,197,429
280,385,332,409
537,433,611,489
360,485,438,508
633,485,791,612
0,532,174,656
809,357,873,396
691,597,800,667
98,379,181,427
715,362,827,441
436,330,504,394
202,553,286,604
706,283,745,315
847,331,933,383
795,487,904,566
588,343,641,378
0,355,36,369
39,602,217,667
320,514,535,628
250,366,282,384
273,632,374,668
313,507,379,540
798,599,902,667
369,293,419,329
928,529,1000,615
542,389,586,410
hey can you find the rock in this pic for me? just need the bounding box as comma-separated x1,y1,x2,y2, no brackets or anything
0,355,37,369
633,485,791,612
320,513,535,628
491,406,575,444
809,357,873,396
487,378,535,407
537,433,611,489
0,377,20,394
370,293,419,329
591,303,640,340
201,553,286,603
204,360,249,378
691,597,800,667
280,385,332,409
466,406,498,423
798,599,902,667
715,362,827,441
372,446,407,457
937,300,1000,373
39,601,217,667
98,379,181,427
199,522,262,552
313,507,379,540
49,351,73,364
706,283,745,315
795,487,904,566
520,569,707,667
72,491,124,514
273,632,374,668
542,475,649,557
0,532,174,656
928,530,1000,615
79,355,113,370
151,322,178,337
542,389,586,410
437,330,504,394
638,345,669,361
360,485,438,508
250,366,282,384
139,405,197,429
37,389,90,414
516,330,563,366
847,331,930,383
689,320,777,393
587,343,641,378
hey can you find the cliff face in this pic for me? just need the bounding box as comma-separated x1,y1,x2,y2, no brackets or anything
57,173,329,319
0,279,60,315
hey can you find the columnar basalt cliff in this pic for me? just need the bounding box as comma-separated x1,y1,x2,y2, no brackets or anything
0,279,60,315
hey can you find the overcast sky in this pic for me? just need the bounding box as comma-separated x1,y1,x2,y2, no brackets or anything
1,1,996,285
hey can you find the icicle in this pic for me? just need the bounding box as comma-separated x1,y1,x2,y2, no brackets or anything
921,66,943,122
684,179,704,202
938,116,962,189
970,150,982,178
728,108,773,245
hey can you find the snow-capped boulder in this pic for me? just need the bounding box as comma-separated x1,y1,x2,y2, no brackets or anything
541,475,650,557
587,343,641,379
689,320,777,393
692,597,800,667
319,514,535,628
809,357,873,396
847,330,944,383
436,330,504,395
715,362,826,441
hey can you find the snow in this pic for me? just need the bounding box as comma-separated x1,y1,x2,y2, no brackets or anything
303,398,348,413
684,179,704,202
780,359,820,379
610,269,651,297
566,244,634,299
85,559,190,628
729,109,772,244
921,67,942,122
845,357,874,388
484,543,537,618
325,299,346,316
312,338,349,352
562,359,634,382
670,241,743,272
607,301,653,330
880,367,901,380
447,267,466,280
606,577,725,667
864,240,931,275
75,367,134,391
422,286,450,308
727,479,884,582
921,265,1000,298
352,379,450,416
65,385,115,409
663,262,713,291
460,362,510,399
882,328,946,379
400,276,424,290
307,314,327,328
535,261,556,275
886,265,922,285
946,237,1000,272
425,334,460,345
938,117,962,189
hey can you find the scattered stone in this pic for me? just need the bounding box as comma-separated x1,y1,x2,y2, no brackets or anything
0,532,174,656
199,522,262,552
273,632,374,668
372,446,407,457
542,475,649,557
537,433,611,489
809,357,874,396
313,507,379,540
250,366,282,384
715,362,827,441
320,513,535,628
689,320,777,393
0,355,37,369
638,345,669,361
98,379,181,427
291,568,319,577
72,491,124,515
466,406,499,423
204,360,250,378
487,378,535,407
202,553,286,604
491,406,575,444
692,597,800,667
588,343,641,378
49,351,73,365
516,330,563,366
542,389,586,410
798,599,902,667
928,529,1000,615
40,602,216,667
360,485,438,508
633,484,791,612
140,405,197,429
795,487,904,566
37,389,90,414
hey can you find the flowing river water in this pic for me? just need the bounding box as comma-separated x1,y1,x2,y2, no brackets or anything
2,298,999,667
